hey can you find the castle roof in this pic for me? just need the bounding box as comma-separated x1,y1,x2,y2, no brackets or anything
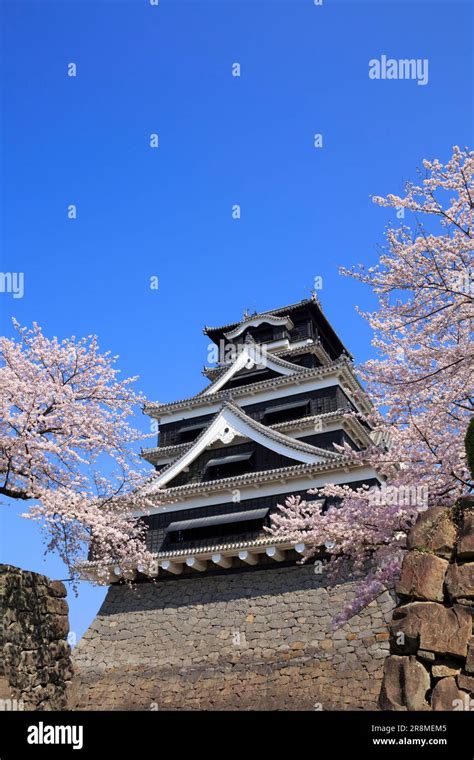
201,340,333,379
197,341,305,397
141,452,362,501
144,357,371,418
141,409,373,465
141,400,340,494
203,296,352,358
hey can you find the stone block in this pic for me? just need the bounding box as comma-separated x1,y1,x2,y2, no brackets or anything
457,673,474,694
417,649,436,662
396,552,448,602
445,562,474,601
431,677,467,711
457,512,474,559
49,580,67,599
389,602,471,658
378,655,430,711
407,507,457,558
432,661,461,678
466,638,474,673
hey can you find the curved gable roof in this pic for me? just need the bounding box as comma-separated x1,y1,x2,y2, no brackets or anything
223,314,293,340
198,342,303,396
142,401,338,493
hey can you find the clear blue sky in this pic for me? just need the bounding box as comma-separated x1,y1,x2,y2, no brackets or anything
0,0,472,643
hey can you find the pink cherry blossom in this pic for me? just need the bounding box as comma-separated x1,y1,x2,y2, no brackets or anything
0,322,158,579
269,147,473,623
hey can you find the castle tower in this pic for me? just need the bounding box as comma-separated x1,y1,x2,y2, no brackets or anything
138,296,379,575
71,297,394,710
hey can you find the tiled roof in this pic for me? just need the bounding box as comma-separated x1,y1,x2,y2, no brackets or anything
203,296,353,360
141,400,340,493
153,535,290,559
270,410,374,444
141,405,351,464
223,313,294,340
78,536,300,581
203,297,316,334
196,345,304,397
223,401,338,457
142,441,189,461
144,358,369,416
143,453,361,498
141,409,373,464
201,340,333,380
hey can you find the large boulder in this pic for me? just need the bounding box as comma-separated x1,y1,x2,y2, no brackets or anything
379,498,474,713
407,507,457,559
432,661,461,678
389,602,471,658
378,655,430,711
466,638,474,674
445,562,474,601
457,673,474,694
457,512,474,559
431,677,468,711
396,552,447,602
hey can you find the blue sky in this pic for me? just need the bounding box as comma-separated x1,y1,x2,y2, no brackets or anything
0,0,472,643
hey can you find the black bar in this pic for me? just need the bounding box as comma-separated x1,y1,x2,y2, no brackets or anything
0,710,471,757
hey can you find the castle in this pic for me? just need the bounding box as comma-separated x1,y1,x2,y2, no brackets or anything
71,297,395,710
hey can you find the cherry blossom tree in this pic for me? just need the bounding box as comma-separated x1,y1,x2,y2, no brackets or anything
270,146,473,623
0,321,157,580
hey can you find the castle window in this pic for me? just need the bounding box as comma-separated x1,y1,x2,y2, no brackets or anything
263,399,310,425
227,367,277,388
291,320,313,339
165,507,269,544
178,421,206,443
251,327,274,342
203,451,254,480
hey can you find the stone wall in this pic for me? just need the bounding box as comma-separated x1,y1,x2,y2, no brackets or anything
71,563,395,710
379,497,474,711
0,565,72,710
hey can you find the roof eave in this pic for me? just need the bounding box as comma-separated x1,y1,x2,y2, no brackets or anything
146,455,367,500
144,359,371,418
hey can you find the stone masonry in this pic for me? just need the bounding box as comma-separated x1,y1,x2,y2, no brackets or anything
70,563,395,710
379,496,474,711
0,565,73,710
